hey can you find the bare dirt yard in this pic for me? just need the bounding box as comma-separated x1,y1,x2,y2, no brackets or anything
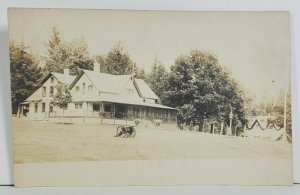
13,118,292,163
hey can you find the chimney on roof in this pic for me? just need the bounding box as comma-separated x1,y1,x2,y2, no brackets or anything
94,62,100,73
63,69,70,75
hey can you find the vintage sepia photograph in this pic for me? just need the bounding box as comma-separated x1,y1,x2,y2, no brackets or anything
8,8,293,186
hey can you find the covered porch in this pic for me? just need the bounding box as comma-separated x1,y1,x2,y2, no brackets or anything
49,100,177,124
85,101,177,124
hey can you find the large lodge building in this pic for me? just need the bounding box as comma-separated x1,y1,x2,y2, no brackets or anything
18,63,177,124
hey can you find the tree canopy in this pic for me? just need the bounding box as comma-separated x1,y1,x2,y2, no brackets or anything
95,43,146,79
10,41,44,114
98,43,133,75
163,50,247,131
146,59,169,104
44,27,94,75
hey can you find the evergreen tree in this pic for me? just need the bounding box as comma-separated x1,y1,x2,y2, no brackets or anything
95,43,146,78
134,64,147,80
102,43,133,75
146,59,169,104
44,27,93,75
9,41,44,114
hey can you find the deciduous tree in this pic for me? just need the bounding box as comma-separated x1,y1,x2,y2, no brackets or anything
164,50,247,131
52,84,72,115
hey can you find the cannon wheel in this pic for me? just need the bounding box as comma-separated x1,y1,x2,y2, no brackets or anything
115,126,125,137
130,127,136,137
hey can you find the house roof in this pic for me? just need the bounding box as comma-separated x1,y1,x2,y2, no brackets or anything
51,73,76,85
99,95,176,110
70,70,159,100
40,72,76,85
134,79,159,99
72,93,176,110
83,70,132,94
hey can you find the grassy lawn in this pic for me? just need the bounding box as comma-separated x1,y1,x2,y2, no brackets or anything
13,118,292,163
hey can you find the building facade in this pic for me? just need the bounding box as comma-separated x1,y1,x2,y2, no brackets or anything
18,69,75,119
19,63,177,124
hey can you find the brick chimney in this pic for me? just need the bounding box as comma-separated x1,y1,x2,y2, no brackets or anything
94,62,100,73
63,69,70,75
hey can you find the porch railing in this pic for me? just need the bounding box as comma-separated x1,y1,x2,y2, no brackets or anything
48,111,177,124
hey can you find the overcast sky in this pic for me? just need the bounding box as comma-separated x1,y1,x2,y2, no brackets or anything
8,9,291,102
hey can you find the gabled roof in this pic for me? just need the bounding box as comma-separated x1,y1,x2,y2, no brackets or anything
69,70,132,94
69,70,159,100
51,73,76,85
134,79,159,100
40,72,76,85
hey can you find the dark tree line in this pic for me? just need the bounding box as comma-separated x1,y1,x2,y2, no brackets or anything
10,41,43,114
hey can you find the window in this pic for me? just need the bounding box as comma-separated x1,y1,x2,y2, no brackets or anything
34,102,38,113
42,87,46,97
93,103,100,111
143,99,146,102
82,83,86,94
75,103,83,109
50,76,54,83
104,104,112,112
88,85,93,91
50,86,54,96
42,103,46,112
49,104,53,112
75,86,80,91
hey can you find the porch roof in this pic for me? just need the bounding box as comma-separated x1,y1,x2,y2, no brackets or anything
100,96,176,110
75,96,175,110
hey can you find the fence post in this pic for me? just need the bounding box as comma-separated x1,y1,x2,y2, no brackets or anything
220,122,224,135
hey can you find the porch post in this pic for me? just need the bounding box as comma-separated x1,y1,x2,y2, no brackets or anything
113,103,116,125
100,102,103,124
139,106,142,119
